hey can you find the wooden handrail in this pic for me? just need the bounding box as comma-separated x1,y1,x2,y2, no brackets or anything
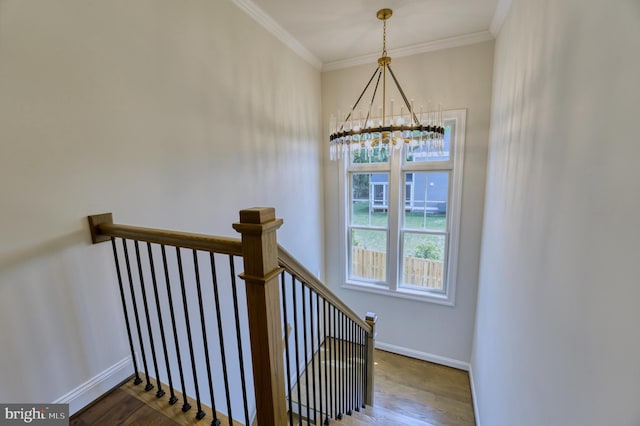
278,245,373,333
88,213,243,255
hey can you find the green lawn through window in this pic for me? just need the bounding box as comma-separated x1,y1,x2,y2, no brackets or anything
352,202,446,258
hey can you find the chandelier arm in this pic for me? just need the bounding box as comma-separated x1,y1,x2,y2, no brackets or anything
387,65,421,126
339,67,381,131
364,68,383,129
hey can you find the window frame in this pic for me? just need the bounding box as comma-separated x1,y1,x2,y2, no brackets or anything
337,109,466,306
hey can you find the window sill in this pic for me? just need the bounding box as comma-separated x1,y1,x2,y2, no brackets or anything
342,280,455,306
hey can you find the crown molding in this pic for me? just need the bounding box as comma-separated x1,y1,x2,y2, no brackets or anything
231,0,498,73
231,0,323,70
489,0,514,36
322,30,494,72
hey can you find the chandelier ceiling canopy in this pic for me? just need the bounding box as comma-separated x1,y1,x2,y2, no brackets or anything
329,9,445,160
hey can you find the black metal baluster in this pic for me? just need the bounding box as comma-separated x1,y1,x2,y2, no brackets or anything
160,245,188,408
353,321,358,413
345,316,350,415
347,319,353,416
328,302,334,421
133,241,161,393
229,256,250,426
308,288,317,425
323,299,330,426
354,325,361,412
210,253,233,425
332,306,342,420
336,311,340,419
281,273,294,426
146,243,170,399
301,284,311,423
356,327,361,410
337,312,341,418
291,276,302,426
122,239,153,391
340,312,345,418
363,329,369,409
343,315,351,415
362,327,367,410
110,238,142,385
176,248,203,417
339,312,344,418
193,250,220,425
316,293,323,425
361,328,366,409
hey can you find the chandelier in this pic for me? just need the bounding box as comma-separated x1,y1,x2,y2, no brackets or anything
329,8,445,161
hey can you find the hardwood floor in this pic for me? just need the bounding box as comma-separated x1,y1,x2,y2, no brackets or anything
70,349,475,425
368,349,475,426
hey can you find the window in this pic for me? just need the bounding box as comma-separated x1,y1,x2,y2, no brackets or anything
339,109,466,305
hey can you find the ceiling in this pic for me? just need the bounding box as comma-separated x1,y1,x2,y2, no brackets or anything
234,0,504,70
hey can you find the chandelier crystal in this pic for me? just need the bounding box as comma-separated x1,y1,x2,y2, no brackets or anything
329,8,445,161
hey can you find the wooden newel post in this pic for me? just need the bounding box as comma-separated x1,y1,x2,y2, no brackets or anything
232,207,287,426
365,312,378,406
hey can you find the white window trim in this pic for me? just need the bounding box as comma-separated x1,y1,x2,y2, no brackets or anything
337,109,466,306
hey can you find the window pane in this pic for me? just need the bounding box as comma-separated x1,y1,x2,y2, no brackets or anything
350,229,387,282
405,124,452,162
401,233,446,290
351,145,390,164
403,171,448,230
351,173,389,226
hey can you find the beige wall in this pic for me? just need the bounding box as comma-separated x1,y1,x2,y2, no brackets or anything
0,0,322,412
472,0,640,424
322,41,494,364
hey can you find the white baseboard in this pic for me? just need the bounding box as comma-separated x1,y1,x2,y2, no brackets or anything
54,356,133,416
469,364,481,426
374,341,470,371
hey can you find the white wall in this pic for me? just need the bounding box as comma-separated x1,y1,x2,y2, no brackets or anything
0,0,322,413
472,0,640,424
322,41,494,365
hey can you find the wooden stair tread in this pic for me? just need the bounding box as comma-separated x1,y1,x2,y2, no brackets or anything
121,377,246,426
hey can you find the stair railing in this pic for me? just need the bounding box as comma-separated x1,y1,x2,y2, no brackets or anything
278,245,377,424
88,207,375,426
